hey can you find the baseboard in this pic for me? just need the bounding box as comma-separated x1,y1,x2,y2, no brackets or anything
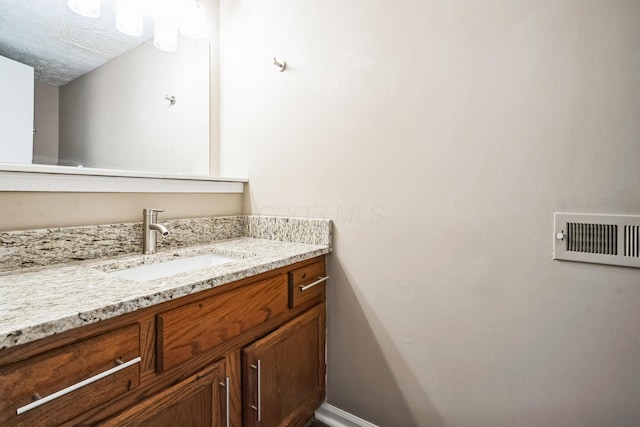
315,403,379,427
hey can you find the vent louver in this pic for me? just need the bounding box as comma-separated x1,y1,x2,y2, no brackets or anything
566,223,617,255
554,213,640,268
624,226,640,258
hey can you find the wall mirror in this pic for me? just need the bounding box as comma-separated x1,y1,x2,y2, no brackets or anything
0,0,216,178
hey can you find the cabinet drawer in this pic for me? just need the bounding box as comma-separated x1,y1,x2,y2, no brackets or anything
288,259,327,308
0,324,140,427
157,274,288,372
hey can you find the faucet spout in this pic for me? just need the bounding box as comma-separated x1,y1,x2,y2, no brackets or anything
149,223,170,237
142,208,169,254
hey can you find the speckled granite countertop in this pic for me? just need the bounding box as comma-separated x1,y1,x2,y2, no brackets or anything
0,216,332,350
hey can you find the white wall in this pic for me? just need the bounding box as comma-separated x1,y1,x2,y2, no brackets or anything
220,1,640,426
59,38,210,174
33,82,59,165
0,55,33,164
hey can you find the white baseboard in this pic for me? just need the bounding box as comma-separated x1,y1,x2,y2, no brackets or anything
315,403,379,427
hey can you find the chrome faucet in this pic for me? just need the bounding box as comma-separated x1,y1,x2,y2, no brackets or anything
142,208,170,254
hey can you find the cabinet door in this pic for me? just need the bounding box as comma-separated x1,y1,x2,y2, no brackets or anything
100,360,229,427
243,304,326,427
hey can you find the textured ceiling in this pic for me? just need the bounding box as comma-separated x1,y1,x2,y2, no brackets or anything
0,0,153,86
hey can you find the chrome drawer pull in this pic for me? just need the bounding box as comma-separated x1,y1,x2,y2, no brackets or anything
257,359,261,422
16,356,141,415
250,360,262,421
299,276,329,292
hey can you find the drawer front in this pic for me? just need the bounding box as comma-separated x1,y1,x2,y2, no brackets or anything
288,259,327,308
0,324,140,426
157,274,288,372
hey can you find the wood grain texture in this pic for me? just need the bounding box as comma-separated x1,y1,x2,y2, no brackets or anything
157,274,288,372
139,315,156,376
288,258,326,309
0,256,326,426
99,360,225,427
0,257,321,368
0,324,140,426
226,350,243,427
243,304,326,427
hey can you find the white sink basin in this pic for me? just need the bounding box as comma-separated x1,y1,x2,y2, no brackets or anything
109,254,239,282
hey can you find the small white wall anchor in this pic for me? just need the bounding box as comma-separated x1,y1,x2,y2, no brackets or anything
164,95,176,105
273,58,286,72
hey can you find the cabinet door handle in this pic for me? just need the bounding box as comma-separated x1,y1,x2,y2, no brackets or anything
299,276,329,292
219,376,230,427
250,359,262,422
16,356,141,415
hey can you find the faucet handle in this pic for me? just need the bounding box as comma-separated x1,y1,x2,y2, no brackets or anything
143,208,164,216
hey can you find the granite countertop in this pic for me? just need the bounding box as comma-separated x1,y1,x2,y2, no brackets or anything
0,236,330,350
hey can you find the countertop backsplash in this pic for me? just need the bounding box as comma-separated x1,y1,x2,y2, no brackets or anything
0,215,332,272
245,216,332,247
0,215,332,349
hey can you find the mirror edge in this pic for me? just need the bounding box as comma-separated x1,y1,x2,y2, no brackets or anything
0,163,246,193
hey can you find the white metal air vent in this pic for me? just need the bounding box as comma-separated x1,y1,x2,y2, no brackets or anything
554,213,640,268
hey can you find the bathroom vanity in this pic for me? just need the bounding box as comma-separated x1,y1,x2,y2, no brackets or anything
0,216,331,427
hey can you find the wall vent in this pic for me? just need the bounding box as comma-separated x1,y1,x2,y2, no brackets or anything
625,226,640,258
554,213,640,268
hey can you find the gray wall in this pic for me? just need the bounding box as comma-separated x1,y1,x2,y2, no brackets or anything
220,1,640,426
0,193,243,231
33,82,59,165
58,38,210,174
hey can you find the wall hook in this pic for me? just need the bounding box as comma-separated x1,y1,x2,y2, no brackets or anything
164,95,176,105
273,57,286,72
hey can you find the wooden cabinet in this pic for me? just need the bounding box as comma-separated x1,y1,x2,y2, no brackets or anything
157,274,289,373
0,324,141,427
0,256,326,427
243,305,325,427
288,260,328,309
99,360,227,427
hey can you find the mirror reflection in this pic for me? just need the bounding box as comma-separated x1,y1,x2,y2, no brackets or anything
0,0,212,176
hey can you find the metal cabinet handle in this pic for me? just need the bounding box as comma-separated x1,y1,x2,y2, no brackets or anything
250,360,262,422
16,357,141,415
219,376,230,427
299,276,329,292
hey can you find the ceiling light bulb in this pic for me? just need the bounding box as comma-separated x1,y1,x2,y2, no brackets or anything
179,0,205,40
143,0,182,21
68,0,101,18
116,0,144,36
154,20,178,52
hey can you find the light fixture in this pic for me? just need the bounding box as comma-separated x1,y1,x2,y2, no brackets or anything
142,0,179,21
69,0,206,52
116,0,144,37
68,0,101,18
154,20,178,52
